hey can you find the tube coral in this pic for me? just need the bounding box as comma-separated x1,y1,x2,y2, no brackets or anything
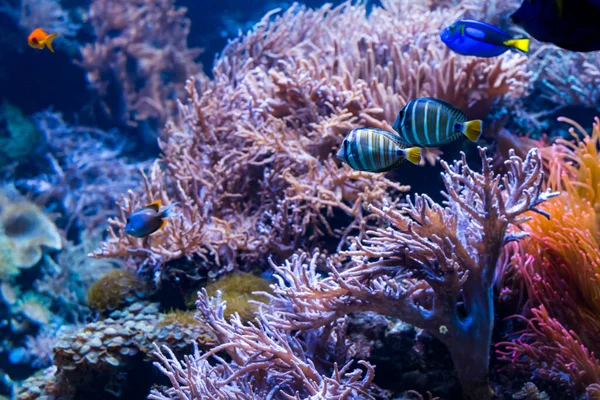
92,0,530,279
263,147,556,400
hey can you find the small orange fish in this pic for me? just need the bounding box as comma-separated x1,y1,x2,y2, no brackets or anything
27,28,58,52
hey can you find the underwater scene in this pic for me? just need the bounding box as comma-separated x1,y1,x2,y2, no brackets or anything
3,0,600,399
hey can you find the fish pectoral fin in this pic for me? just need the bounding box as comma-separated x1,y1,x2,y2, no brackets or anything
145,199,162,211
503,38,530,53
402,147,422,165
461,120,483,142
45,33,59,53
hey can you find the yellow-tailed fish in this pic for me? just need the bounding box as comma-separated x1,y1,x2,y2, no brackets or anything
28,28,58,52
392,97,482,148
336,127,421,172
124,200,178,238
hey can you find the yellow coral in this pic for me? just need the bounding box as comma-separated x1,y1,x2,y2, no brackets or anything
204,273,272,321
87,270,149,312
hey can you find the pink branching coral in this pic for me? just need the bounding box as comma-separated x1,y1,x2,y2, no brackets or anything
92,1,530,277
150,290,375,399
263,148,556,400
497,306,600,396
79,0,204,130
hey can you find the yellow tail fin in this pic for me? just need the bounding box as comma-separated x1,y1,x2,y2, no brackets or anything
462,120,482,142
404,147,421,165
503,38,530,53
45,33,59,53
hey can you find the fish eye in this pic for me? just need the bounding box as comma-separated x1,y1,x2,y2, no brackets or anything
31,38,38,44
126,217,130,223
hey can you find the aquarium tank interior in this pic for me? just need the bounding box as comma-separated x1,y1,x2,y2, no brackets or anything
1,0,600,399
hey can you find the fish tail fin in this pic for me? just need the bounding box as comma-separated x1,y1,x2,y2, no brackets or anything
461,120,483,142
503,38,530,53
159,202,180,218
45,33,58,53
403,147,422,165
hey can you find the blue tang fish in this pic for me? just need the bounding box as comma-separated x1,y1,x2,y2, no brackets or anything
440,18,530,57
392,98,482,148
124,200,178,238
511,0,600,52
336,127,421,172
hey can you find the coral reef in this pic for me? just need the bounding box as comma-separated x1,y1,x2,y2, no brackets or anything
0,190,61,275
79,0,205,130
86,269,149,313
497,117,600,396
262,148,556,399
203,272,272,321
12,110,149,232
0,102,44,167
150,290,374,399
92,0,529,280
17,302,216,399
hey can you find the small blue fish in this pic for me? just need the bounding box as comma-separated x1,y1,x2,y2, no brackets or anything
392,98,482,148
124,200,178,238
440,18,530,57
336,128,421,172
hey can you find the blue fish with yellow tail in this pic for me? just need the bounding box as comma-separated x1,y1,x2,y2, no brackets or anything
336,128,421,172
392,98,482,147
124,200,179,238
440,18,530,57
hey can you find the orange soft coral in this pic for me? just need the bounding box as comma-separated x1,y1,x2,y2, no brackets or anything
498,117,600,394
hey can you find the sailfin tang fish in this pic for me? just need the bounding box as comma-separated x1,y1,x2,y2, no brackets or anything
392,98,482,147
336,128,421,172
511,0,600,52
124,200,179,238
440,19,530,57
28,28,59,52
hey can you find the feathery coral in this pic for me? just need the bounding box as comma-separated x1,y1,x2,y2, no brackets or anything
264,147,556,400
92,0,529,280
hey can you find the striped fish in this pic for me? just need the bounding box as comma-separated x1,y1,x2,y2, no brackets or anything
336,128,421,172
392,98,482,147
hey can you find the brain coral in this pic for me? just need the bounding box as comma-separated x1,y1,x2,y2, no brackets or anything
87,269,150,312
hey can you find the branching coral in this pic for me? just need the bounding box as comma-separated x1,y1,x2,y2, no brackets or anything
93,0,529,278
78,0,204,130
263,148,556,400
150,290,374,400
498,306,600,396
13,110,148,232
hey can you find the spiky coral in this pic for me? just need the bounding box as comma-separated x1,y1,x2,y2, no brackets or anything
92,0,529,278
262,148,556,400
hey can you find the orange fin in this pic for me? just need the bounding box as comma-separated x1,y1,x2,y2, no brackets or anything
45,33,58,53
159,219,168,230
145,199,162,211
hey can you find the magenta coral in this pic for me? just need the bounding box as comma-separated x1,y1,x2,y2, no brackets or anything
263,148,557,400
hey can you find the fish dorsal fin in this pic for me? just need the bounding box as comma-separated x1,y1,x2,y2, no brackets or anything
460,18,509,37
144,199,162,212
